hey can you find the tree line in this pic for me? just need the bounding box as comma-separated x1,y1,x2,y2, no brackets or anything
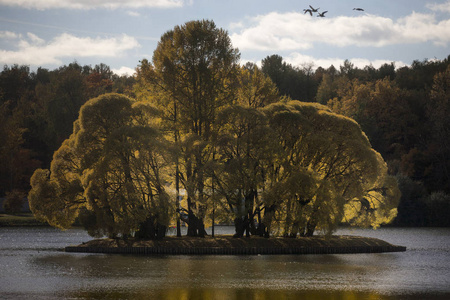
0,62,135,212
262,54,450,226
1,19,448,233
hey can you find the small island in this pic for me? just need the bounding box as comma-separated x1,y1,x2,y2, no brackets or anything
65,235,406,255
28,21,409,255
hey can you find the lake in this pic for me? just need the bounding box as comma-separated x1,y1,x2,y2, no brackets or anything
0,226,449,300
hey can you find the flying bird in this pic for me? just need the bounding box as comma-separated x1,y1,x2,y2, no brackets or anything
317,11,328,17
303,9,313,16
353,8,364,11
309,5,320,12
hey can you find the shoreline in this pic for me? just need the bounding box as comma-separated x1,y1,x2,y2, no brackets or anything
0,213,48,227
65,235,406,255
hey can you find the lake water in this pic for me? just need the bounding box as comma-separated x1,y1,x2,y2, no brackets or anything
0,226,449,300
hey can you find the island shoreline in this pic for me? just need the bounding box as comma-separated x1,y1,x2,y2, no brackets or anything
65,235,406,255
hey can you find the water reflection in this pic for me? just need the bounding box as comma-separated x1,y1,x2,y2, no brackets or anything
71,288,402,300
30,251,448,300
1,227,450,300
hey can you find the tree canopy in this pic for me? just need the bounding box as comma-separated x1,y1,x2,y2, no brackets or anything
0,63,135,203
261,101,399,236
22,19,423,238
29,94,171,238
135,19,241,236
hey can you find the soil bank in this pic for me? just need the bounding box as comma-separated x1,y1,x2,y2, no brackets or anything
65,235,406,255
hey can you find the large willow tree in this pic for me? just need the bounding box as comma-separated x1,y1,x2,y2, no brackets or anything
135,20,240,236
29,93,171,238
261,101,400,236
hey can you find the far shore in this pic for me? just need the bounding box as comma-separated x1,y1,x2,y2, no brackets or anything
0,213,48,227
66,234,406,255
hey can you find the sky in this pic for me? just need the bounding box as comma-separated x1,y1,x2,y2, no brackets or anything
1,0,450,76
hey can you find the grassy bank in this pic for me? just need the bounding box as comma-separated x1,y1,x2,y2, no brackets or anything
0,213,48,227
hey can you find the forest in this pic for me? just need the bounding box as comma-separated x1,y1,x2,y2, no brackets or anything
1,20,449,235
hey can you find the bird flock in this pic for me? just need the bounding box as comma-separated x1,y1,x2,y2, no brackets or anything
303,5,364,17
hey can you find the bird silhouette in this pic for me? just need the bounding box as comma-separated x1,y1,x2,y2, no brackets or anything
309,5,320,12
317,11,328,17
303,9,313,16
353,8,364,11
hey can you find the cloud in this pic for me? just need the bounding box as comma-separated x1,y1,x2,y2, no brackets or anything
112,66,136,76
0,17,160,41
0,0,186,10
231,13,313,51
229,21,244,30
0,30,20,39
0,32,140,66
426,1,450,13
230,11,450,51
26,32,45,45
126,11,141,17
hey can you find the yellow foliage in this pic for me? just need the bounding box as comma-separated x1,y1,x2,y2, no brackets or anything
262,100,400,235
28,93,172,237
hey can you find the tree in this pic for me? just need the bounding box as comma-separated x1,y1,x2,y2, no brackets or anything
3,189,26,214
261,55,284,89
0,65,34,109
0,63,136,200
426,65,450,192
393,174,427,226
0,65,36,196
28,93,171,239
237,64,279,108
316,73,348,104
135,20,240,236
261,101,400,236
261,55,319,102
0,97,41,197
203,65,279,237
41,63,88,146
424,191,450,226
395,57,449,91
327,79,418,163
213,105,276,237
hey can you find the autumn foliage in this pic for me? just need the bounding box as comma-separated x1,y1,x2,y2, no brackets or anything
2,20,448,234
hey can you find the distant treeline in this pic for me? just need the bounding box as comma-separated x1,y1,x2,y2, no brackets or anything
0,63,135,213
1,55,449,226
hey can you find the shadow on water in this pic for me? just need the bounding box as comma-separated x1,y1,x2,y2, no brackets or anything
2,227,450,300
28,252,450,300
69,288,450,300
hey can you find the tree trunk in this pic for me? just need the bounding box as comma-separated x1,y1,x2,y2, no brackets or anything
305,220,316,237
136,216,156,239
262,204,276,238
187,196,197,236
233,217,245,238
184,199,207,237
245,214,250,238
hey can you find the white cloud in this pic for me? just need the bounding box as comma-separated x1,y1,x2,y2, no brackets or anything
230,11,450,51
126,11,141,17
231,12,313,51
26,32,45,45
426,1,450,13
0,0,186,10
0,32,140,66
229,21,244,30
0,31,20,39
112,66,136,76
395,12,450,46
